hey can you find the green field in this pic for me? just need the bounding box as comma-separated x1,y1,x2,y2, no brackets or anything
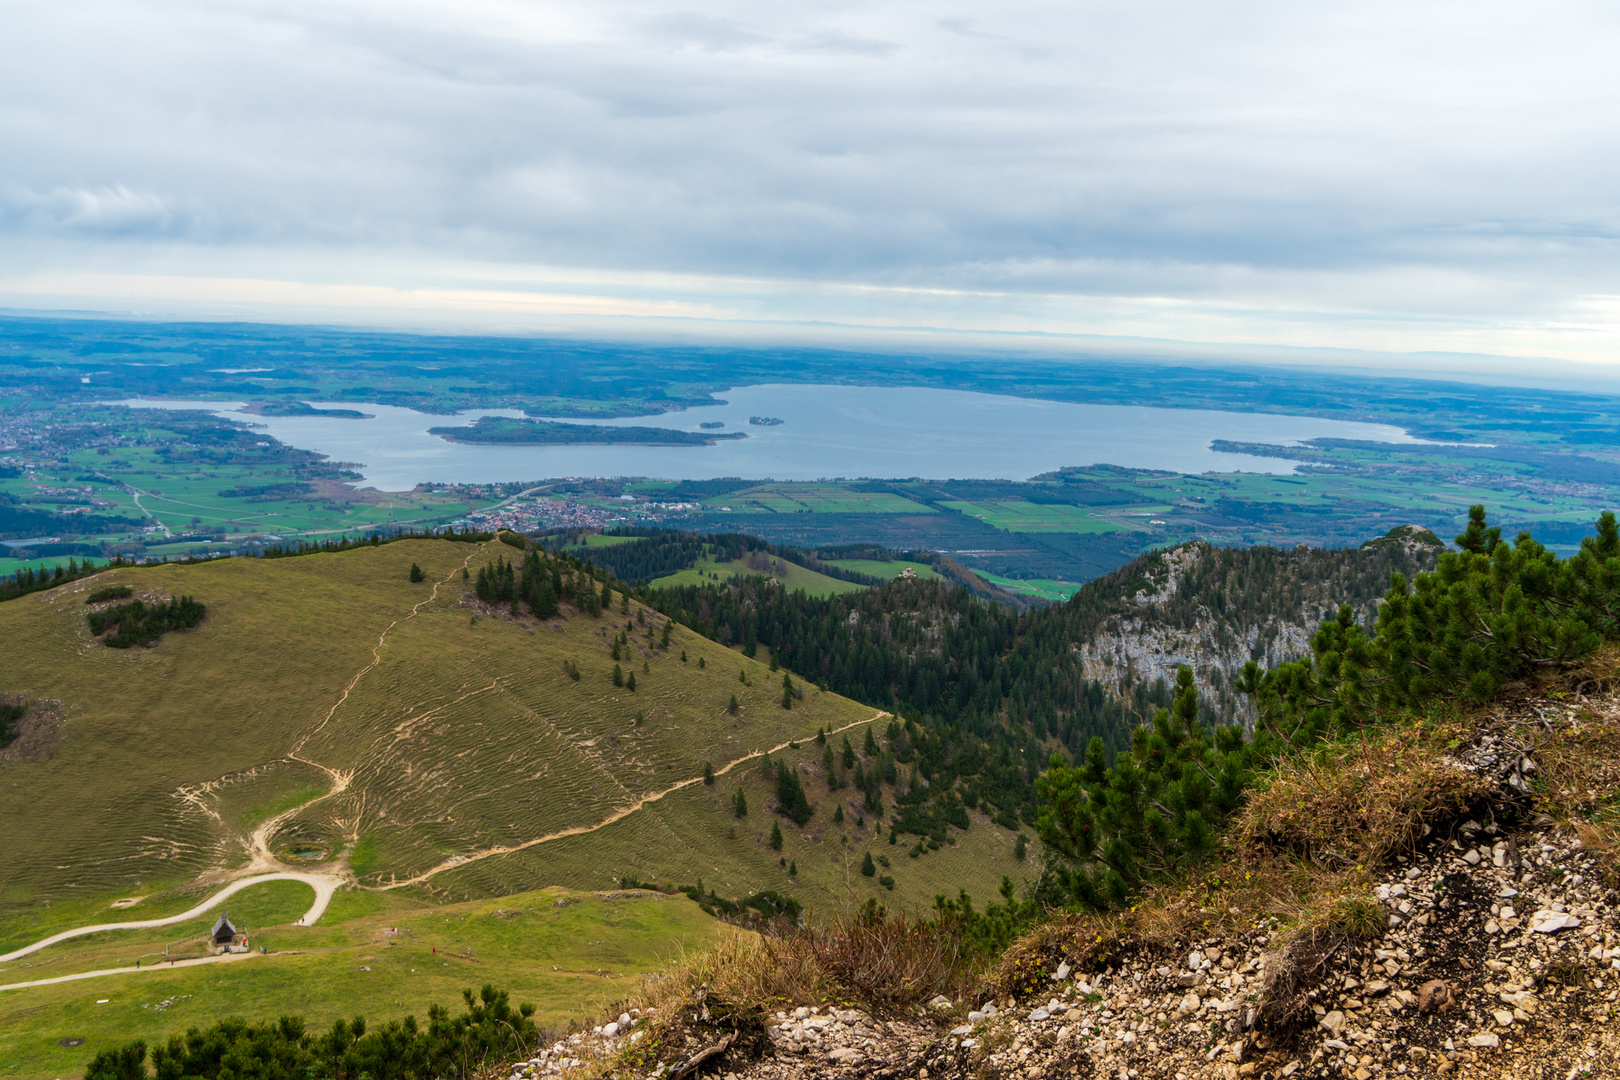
938,500,1131,533
823,559,941,581
649,555,870,597
975,572,1085,602
0,885,732,1080
704,485,935,515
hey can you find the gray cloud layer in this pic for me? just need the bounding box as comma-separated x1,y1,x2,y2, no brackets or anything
3,0,1619,358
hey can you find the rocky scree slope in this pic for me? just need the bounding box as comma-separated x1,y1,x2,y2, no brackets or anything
1071,528,1442,728
503,682,1618,1080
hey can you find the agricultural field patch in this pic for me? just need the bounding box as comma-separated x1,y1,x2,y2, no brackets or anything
973,572,1085,602
822,559,941,581
648,555,869,597
938,500,1131,533
704,485,935,515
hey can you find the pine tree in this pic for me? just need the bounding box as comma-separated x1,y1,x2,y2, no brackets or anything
1014,833,1027,862
833,803,845,824
703,762,715,785
612,664,624,688
774,761,813,826
860,851,876,877
781,672,794,710
1037,666,1246,908
769,821,784,850
728,693,740,715
788,860,797,876
626,671,637,692
841,736,856,770
823,745,838,790
734,789,748,818
863,728,878,757
409,562,425,583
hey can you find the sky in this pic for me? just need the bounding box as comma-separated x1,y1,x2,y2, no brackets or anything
3,0,1620,369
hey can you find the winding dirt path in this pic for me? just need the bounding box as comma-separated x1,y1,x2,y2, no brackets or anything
0,872,338,964
0,949,263,993
242,546,489,872
373,709,890,891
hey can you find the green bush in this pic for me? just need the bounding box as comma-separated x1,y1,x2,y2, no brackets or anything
85,585,133,604
87,596,205,648
84,984,539,1080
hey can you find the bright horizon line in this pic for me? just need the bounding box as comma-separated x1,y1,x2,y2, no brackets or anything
4,265,1620,396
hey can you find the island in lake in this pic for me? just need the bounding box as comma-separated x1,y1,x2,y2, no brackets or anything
246,401,372,419
430,417,749,446
749,416,784,426
699,421,726,429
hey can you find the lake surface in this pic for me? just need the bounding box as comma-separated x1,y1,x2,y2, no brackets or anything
114,384,1423,490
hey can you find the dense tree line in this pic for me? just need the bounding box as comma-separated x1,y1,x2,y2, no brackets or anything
84,984,539,1080
0,556,117,603
0,492,144,539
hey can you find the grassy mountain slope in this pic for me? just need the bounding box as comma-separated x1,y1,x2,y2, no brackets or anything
0,539,1018,923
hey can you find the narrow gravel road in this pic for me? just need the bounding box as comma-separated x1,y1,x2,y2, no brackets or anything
0,871,340,963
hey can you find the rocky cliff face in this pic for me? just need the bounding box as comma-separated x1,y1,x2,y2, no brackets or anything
1069,526,1444,728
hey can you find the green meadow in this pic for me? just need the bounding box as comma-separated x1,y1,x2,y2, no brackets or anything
648,555,869,597
0,886,732,1080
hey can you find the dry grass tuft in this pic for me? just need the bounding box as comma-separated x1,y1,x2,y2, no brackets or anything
1237,723,1492,871
618,906,974,1023
790,908,967,1010
1253,923,1353,1032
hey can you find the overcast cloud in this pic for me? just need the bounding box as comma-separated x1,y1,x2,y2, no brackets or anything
2,0,1619,364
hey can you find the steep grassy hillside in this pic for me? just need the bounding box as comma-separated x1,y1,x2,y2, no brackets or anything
0,539,1018,923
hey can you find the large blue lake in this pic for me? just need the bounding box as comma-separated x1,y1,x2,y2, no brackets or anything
116,383,1422,490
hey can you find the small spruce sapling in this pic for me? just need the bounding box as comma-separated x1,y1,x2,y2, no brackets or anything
769,821,784,850
860,851,876,877
409,563,425,583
